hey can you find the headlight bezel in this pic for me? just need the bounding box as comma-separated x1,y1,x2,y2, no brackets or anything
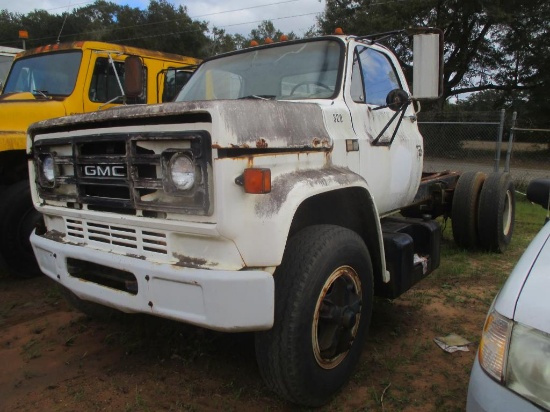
479,309,512,382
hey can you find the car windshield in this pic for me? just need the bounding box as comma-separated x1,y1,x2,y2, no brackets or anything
176,39,343,102
3,51,81,96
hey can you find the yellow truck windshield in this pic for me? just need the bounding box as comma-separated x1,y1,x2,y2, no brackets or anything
4,51,81,96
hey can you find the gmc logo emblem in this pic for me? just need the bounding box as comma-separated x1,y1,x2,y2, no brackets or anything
83,165,126,177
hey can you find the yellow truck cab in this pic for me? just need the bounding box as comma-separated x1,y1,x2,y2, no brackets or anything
0,40,200,277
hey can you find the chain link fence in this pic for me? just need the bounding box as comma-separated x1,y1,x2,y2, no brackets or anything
418,110,550,190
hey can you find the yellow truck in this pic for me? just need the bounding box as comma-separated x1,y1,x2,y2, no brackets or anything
0,41,200,277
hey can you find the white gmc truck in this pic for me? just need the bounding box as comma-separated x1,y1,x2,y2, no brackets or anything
27,29,515,406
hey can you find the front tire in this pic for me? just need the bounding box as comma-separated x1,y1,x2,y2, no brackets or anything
255,225,373,407
0,180,43,278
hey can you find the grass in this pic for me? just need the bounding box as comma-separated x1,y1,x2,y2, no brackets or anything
433,196,547,289
342,195,548,412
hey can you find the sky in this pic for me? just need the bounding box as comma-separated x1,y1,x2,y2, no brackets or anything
0,0,326,37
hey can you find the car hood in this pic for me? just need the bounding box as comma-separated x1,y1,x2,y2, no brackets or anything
495,221,550,333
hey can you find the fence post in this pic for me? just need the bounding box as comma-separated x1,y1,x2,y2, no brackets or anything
494,109,505,172
504,111,517,173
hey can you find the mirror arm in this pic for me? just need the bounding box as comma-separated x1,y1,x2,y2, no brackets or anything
372,101,410,146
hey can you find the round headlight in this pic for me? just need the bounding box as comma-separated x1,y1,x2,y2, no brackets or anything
169,154,195,190
42,155,55,184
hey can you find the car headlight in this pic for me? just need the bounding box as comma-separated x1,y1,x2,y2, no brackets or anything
507,323,550,409
40,154,56,187
168,153,195,190
478,310,550,410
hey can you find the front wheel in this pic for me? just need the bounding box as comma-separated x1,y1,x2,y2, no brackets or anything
255,225,374,407
0,180,43,278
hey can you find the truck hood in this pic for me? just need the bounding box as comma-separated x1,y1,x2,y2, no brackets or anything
28,100,332,149
495,221,550,334
0,93,67,150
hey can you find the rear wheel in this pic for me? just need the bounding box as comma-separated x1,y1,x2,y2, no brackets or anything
0,180,43,278
255,225,373,407
451,171,486,249
477,172,515,252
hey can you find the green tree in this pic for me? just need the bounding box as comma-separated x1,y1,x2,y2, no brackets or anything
1,0,210,58
318,0,549,114
248,20,298,44
0,10,25,49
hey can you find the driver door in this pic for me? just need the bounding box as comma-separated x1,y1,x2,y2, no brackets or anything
345,43,423,213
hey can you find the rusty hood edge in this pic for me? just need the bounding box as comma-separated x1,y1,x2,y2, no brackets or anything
28,100,333,149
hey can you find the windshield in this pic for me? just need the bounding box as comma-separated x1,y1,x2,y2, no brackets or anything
3,51,81,96
176,39,343,102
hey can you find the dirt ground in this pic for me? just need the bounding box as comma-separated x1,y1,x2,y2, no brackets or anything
1,251,497,412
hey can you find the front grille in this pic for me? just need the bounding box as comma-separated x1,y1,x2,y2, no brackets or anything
66,218,168,255
34,132,212,216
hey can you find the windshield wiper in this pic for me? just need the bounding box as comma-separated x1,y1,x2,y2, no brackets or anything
33,89,50,98
238,95,276,100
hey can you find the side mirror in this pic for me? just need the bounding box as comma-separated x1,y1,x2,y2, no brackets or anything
386,89,409,111
124,55,144,99
411,29,443,100
527,178,550,210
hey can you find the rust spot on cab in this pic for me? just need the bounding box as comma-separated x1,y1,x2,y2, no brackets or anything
174,253,208,269
256,138,268,149
312,137,330,148
42,230,66,242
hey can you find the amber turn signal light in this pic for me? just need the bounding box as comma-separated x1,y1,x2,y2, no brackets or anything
242,168,271,194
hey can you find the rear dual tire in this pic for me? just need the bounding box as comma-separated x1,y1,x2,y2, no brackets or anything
452,171,486,249
452,172,515,253
477,173,515,252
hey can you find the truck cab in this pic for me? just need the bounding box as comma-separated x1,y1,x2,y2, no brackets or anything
0,41,200,277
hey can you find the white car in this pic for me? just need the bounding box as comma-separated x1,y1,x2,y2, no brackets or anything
467,178,550,411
